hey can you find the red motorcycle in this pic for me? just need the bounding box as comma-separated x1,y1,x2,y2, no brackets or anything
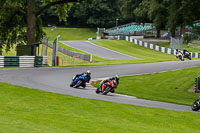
100,80,118,95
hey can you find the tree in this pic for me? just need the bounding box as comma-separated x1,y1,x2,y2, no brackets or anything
148,0,169,38
132,0,200,38
68,0,122,28
167,0,184,37
0,0,78,50
167,0,200,37
181,0,200,25
120,0,143,23
134,0,151,23
134,0,168,38
0,0,26,51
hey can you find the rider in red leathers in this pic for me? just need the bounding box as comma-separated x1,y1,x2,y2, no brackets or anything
96,75,119,94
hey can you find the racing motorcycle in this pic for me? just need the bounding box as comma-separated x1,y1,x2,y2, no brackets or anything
176,52,184,61
70,74,88,88
191,97,200,111
98,80,118,95
184,51,191,60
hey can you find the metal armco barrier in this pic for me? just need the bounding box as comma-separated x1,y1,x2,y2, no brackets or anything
42,41,91,62
0,56,48,67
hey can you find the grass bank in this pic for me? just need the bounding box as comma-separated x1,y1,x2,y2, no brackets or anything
43,27,96,41
90,40,176,63
0,82,200,132
40,44,89,66
92,66,200,106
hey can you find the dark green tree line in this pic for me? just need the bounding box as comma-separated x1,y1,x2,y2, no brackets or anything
120,0,143,23
67,0,122,28
122,0,200,38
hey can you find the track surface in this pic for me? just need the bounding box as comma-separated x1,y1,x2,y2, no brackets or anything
60,41,137,59
0,60,200,113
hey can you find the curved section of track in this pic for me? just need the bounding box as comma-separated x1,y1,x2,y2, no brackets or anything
60,41,137,59
0,60,199,113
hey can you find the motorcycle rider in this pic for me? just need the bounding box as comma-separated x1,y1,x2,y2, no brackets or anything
175,48,184,61
183,49,191,59
70,70,91,88
175,48,182,56
96,75,120,94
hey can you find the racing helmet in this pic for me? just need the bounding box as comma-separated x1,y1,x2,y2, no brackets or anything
115,75,120,80
86,70,91,75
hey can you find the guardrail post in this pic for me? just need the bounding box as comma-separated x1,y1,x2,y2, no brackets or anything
52,35,60,66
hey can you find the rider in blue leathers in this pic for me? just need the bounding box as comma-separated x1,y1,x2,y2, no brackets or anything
70,70,91,88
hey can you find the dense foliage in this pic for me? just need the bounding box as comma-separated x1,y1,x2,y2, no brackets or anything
0,0,200,50
134,0,200,37
0,0,77,51
59,0,122,28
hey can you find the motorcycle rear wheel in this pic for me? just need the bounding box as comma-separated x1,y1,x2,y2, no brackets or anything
74,80,82,88
102,86,112,95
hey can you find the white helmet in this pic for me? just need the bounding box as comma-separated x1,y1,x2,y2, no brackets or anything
87,70,91,75
115,75,119,80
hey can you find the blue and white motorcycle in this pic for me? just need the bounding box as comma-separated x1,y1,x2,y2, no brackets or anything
70,74,89,88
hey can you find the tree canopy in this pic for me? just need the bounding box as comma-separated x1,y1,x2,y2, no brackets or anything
133,0,200,37
67,0,122,28
0,0,78,50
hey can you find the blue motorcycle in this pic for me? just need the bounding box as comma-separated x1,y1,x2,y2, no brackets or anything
70,74,89,88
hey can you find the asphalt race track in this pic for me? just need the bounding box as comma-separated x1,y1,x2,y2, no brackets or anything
0,60,200,113
60,41,137,60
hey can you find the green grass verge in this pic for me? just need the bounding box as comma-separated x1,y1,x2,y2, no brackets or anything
0,82,200,133
90,40,176,63
40,44,89,66
43,27,96,41
92,66,200,106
